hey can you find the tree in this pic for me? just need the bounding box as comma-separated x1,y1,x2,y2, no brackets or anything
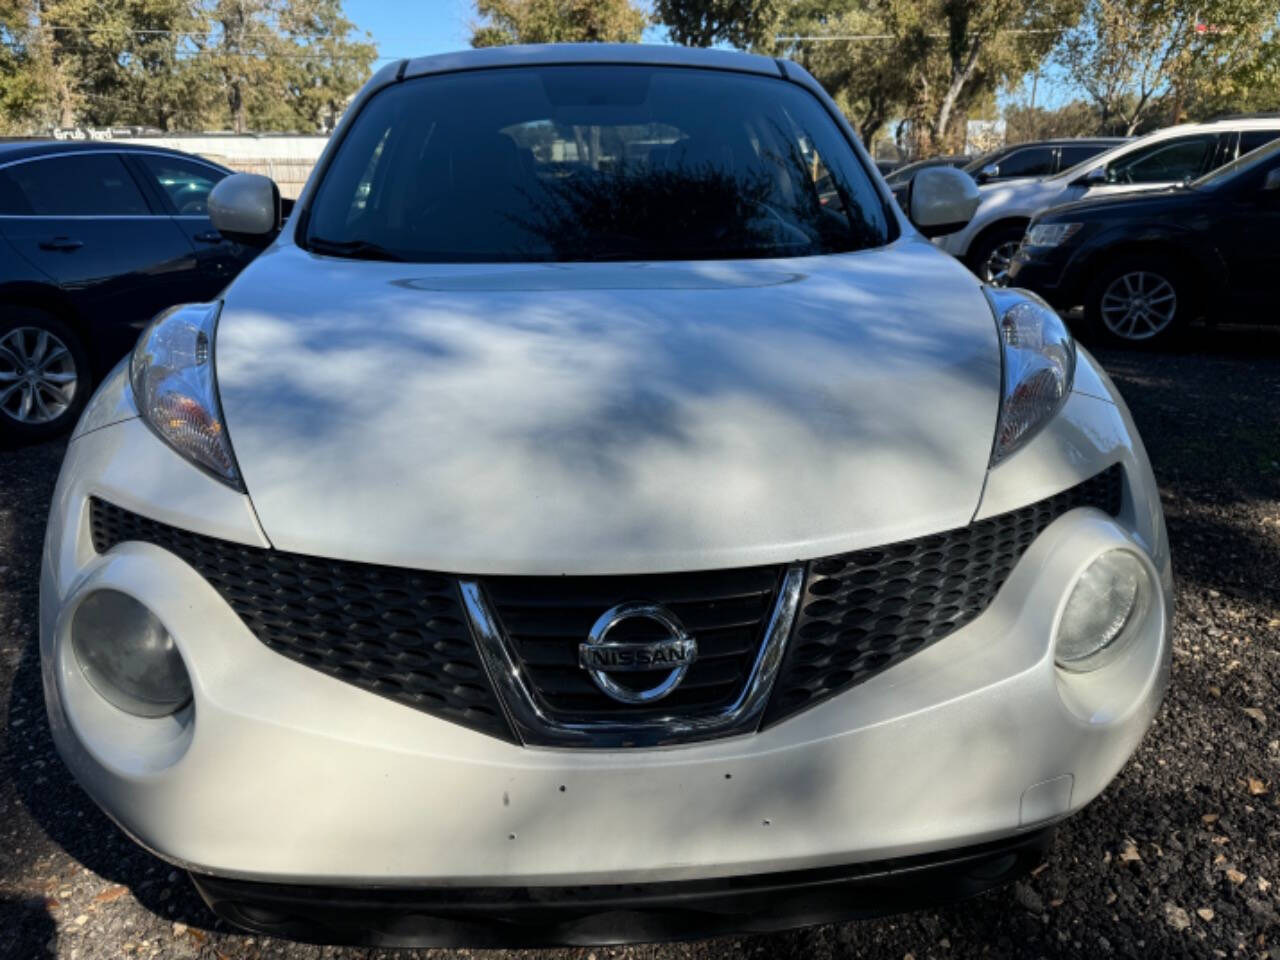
774,0,916,144
470,0,647,47
768,0,1081,153
1055,0,1277,134
190,0,374,134
652,0,783,48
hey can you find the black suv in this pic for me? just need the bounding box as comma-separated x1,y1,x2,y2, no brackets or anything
1008,138,1280,345
0,141,261,439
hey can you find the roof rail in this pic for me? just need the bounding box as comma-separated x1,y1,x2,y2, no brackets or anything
1207,112,1280,122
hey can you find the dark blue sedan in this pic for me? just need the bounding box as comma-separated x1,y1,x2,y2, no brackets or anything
0,141,263,439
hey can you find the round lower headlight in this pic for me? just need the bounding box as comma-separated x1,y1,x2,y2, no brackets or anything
71,590,192,717
1055,550,1151,672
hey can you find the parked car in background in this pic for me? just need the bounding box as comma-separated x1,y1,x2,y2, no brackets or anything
1009,137,1280,345
964,137,1126,186
885,155,971,204
42,44,1172,949
940,117,1280,283
0,141,265,439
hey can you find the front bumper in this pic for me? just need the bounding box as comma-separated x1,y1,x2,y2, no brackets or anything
40,356,1171,941
1007,250,1076,308
191,829,1053,947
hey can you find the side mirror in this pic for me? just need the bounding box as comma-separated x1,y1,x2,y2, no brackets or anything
209,173,281,248
1263,168,1280,193
908,167,980,238
974,162,999,184
1071,166,1108,188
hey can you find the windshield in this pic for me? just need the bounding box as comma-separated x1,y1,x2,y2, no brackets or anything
1190,137,1280,189
304,65,894,262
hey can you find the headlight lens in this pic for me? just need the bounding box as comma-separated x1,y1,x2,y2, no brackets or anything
71,590,192,717
1024,222,1081,248
131,302,242,489
986,288,1075,464
1055,550,1150,672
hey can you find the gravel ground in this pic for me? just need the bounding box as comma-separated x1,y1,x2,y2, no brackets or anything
1,326,1278,960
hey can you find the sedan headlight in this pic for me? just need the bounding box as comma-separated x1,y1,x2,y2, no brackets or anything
985,288,1075,464
1024,222,1082,248
130,302,242,489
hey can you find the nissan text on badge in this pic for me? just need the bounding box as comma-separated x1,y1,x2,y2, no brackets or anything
41,44,1172,948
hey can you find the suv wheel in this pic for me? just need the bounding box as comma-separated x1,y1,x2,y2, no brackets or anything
968,225,1026,285
0,309,91,441
1085,258,1193,346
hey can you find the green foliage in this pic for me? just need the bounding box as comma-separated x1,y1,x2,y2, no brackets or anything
0,0,374,134
652,0,784,47
1055,0,1279,134
470,0,648,47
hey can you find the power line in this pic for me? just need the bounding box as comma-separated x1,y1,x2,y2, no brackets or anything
775,28,1062,42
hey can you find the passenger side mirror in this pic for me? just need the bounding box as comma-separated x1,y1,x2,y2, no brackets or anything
209,173,282,249
908,167,980,238
974,162,999,185
1263,168,1280,193
1071,166,1108,188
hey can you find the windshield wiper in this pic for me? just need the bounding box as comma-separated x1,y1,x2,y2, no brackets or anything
306,236,404,261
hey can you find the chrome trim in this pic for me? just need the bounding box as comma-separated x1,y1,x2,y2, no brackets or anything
578,601,696,704
0,148,231,175
459,565,805,748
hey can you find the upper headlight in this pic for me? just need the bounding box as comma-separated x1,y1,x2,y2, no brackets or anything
130,302,242,489
985,288,1075,464
1024,222,1081,248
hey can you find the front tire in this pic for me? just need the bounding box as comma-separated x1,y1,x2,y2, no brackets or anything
0,308,91,442
1084,258,1194,347
967,224,1027,285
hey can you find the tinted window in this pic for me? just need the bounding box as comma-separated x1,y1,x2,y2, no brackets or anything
1239,130,1280,157
992,147,1054,178
1108,136,1215,184
0,154,150,216
307,65,892,262
139,155,224,215
1058,144,1109,169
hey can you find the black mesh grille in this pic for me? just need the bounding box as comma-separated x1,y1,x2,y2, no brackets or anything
482,569,783,720
762,464,1124,728
88,499,515,743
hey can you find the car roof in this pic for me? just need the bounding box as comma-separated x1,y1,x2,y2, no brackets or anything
401,43,784,81
995,138,1128,149
0,138,231,169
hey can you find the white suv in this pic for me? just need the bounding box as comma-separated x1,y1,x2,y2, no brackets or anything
41,44,1171,948
940,116,1280,282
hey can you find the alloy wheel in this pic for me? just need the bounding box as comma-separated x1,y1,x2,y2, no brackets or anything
1099,271,1178,341
980,240,1022,286
0,326,80,425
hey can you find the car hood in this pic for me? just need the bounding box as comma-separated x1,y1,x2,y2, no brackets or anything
215,241,1001,574
1040,186,1191,221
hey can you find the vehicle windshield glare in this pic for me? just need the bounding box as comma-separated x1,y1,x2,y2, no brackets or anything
304,65,894,263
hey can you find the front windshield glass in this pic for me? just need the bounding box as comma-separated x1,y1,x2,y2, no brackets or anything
1190,137,1280,189
305,65,894,262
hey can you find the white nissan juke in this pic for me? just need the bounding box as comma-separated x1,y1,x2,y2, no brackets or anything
40,44,1171,948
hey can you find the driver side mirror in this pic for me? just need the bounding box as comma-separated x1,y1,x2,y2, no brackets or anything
1071,166,1108,188
908,167,980,238
974,162,999,185
209,173,282,249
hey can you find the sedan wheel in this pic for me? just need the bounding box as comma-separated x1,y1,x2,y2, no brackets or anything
1098,271,1178,341
979,239,1022,286
0,326,80,425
